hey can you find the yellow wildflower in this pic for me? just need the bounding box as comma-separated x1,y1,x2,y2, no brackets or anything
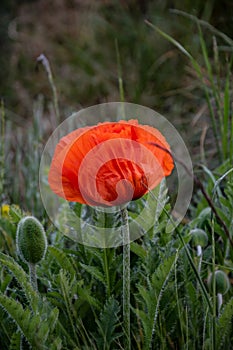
1,204,10,217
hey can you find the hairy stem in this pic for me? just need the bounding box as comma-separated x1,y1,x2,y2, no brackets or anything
217,293,223,316
103,248,111,298
121,206,131,350
28,262,38,292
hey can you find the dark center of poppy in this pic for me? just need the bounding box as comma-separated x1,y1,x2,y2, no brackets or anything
96,158,149,205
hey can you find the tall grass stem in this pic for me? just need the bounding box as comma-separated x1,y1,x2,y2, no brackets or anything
0,100,5,197
115,40,125,104
37,54,60,123
211,217,216,350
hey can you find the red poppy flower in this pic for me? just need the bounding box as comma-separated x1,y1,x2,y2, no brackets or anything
48,119,174,206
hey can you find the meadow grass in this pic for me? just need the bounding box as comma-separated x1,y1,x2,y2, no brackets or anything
0,8,233,350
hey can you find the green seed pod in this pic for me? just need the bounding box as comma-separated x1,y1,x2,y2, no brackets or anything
16,216,47,264
190,229,208,248
208,270,230,295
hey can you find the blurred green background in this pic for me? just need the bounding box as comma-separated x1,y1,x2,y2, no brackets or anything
1,0,232,116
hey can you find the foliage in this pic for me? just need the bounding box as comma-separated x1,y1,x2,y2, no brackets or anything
0,179,233,349
0,4,233,349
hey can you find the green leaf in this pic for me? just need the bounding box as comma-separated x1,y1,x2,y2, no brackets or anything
9,332,21,350
95,296,121,349
0,252,39,311
79,262,106,285
128,179,168,240
9,205,24,224
217,297,233,349
135,253,177,348
48,246,76,278
49,337,63,350
0,294,41,349
130,242,147,259
47,307,59,333
76,284,101,311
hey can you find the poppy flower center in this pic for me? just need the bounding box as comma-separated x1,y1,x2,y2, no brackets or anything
96,158,148,204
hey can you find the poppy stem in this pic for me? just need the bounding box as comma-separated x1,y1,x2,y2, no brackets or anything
121,206,131,350
28,262,38,292
103,248,111,298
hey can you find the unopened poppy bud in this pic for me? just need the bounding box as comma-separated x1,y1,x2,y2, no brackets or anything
16,216,47,264
190,229,208,256
198,207,211,221
207,270,230,295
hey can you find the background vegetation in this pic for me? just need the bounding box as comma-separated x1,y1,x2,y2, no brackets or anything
0,0,233,349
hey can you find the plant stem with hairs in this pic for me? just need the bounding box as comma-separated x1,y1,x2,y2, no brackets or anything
28,262,38,291
121,206,131,350
103,247,111,298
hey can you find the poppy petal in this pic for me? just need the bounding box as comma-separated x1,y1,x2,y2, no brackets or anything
48,120,174,206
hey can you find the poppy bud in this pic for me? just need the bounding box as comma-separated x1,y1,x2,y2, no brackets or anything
207,270,230,295
190,228,208,256
16,216,47,264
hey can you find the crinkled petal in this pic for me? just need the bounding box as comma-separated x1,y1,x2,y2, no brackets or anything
48,120,174,206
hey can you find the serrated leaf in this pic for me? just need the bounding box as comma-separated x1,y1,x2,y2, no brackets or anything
47,307,59,333
79,262,106,285
50,337,63,350
137,285,153,312
76,285,101,310
0,294,41,349
135,253,177,348
48,246,76,277
95,297,121,349
133,307,150,344
9,332,21,350
130,242,147,259
217,297,233,349
0,253,39,311
9,205,24,224
0,269,13,293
